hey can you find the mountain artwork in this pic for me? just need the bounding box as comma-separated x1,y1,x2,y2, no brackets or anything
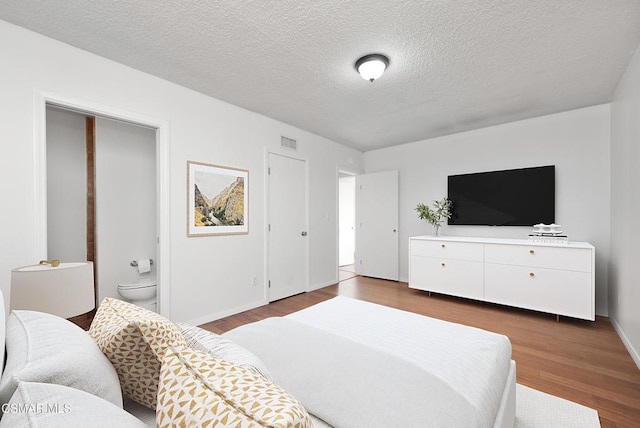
188,161,249,236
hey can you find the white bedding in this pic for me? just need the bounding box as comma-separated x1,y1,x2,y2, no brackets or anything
224,296,512,428
225,317,486,427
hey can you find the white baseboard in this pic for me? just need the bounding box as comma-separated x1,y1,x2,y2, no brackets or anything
184,299,268,327
309,279,337,291
183,280,337,326
610,316,640,370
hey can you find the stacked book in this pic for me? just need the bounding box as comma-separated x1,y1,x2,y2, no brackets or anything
528,223,568,245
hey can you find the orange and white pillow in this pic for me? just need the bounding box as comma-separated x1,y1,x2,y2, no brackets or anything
156,346,312,428
89,298,186,409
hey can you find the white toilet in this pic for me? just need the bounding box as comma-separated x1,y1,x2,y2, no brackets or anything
117,278,157,312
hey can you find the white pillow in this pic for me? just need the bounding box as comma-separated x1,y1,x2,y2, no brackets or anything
0,382,146,428
177,322,271,379
0,310,122,408
0,290,5,373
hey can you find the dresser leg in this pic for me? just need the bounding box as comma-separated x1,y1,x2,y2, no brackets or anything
556,314,560,322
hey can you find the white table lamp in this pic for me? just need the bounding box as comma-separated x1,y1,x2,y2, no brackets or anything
11,261,95,318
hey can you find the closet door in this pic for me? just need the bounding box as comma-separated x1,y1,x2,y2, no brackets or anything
267,153,308,301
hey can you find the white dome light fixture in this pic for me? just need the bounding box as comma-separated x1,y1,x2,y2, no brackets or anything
355,54,389,82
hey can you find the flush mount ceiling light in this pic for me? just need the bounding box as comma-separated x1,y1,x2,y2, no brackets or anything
355,54,389,82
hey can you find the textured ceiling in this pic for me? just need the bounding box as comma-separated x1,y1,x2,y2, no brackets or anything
1,1,639,152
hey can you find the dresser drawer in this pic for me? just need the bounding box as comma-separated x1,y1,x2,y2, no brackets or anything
409,256,484,300
410,239,484,262
484,244,592,272
484,263,593,320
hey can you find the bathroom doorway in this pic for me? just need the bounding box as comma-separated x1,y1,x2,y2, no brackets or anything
45,105,159,314
338,171,357,282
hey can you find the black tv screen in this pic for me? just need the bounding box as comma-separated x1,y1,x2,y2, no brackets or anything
447,165,555,226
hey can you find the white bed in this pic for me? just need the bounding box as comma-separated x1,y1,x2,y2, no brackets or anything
0,291,515,427
223,296,516,428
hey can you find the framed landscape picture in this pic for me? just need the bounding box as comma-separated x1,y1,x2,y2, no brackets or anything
187,161,249,236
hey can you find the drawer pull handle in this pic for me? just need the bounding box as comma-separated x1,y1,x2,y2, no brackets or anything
529,249,535,254
529,272,535,277
441,244,446,248
441,263,446,267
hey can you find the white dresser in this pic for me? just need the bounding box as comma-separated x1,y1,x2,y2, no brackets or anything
409,236,595,320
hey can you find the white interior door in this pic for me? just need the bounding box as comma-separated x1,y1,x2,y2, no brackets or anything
268,153,307,301
355,170,399,281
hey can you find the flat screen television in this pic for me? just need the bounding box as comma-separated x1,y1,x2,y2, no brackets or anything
447,165,555,226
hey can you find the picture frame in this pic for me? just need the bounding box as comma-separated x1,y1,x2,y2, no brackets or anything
187,160,249,236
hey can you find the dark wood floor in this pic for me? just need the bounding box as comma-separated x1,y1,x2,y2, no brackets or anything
201,275,640,428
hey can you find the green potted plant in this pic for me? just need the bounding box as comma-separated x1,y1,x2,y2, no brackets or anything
415,197,452,236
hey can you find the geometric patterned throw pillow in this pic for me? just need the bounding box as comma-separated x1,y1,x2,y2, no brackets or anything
89,298,186,409
156,346,313,428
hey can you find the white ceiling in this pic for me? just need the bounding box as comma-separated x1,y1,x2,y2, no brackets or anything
2,1,639,152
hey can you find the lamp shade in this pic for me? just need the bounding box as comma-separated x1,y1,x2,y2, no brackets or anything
11,262,95,318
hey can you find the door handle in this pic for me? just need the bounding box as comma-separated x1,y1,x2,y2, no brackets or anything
301,231,307,236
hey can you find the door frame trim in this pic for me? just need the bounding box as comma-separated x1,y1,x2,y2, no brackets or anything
33,90,172,317
264,149,309,302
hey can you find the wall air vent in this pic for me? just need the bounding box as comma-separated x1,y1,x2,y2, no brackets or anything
281,136,297,150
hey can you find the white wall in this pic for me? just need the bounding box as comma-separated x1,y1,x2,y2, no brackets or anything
46,108,87,261
364,105,611,316
0,20,363,322
610,42,640,365
95,117,156,302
